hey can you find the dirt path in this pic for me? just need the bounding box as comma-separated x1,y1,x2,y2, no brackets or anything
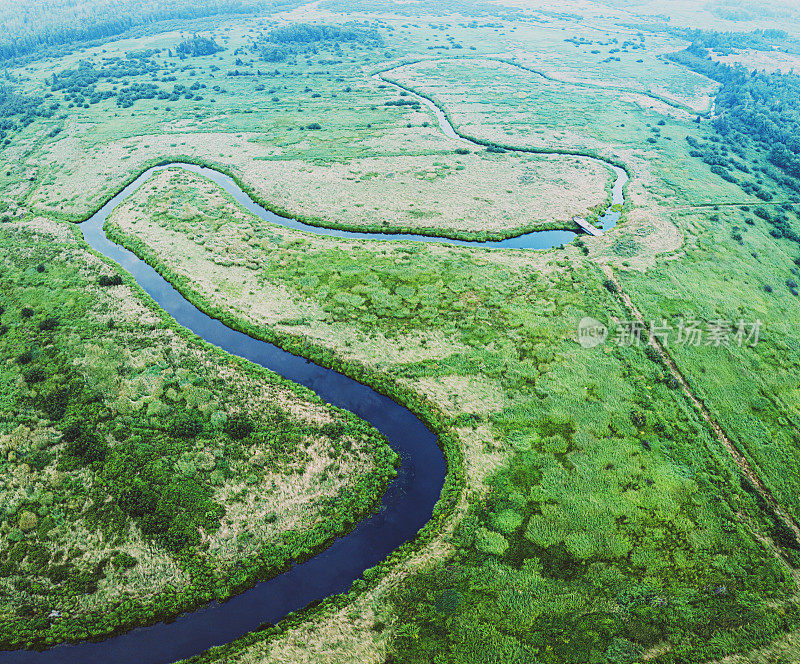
601,265,800,553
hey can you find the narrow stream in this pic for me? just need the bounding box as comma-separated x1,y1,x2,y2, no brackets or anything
2,73,629,664
374,70,629,243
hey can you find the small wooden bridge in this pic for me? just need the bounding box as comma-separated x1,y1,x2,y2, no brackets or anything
573,216,603,236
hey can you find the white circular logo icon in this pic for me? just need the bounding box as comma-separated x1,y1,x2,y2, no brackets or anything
577,317,608,348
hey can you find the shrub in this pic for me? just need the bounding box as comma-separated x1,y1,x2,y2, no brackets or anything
61,422,82,443
176,36,223,57
97,274,123,287
47,564,71,583
603,278,619,294
13,578,32,593
224,415,254,440
20,307,34,318
772,518,800,551
113,552,138,570
38,317,58,331
168,410,204,439
22,366,45,383
321,421,345,439
118,478,158,517
65,432,109,464
18,511,38,532
16,350,32,365
28,449,53,471
644,345,662,363
475,527,509,556
161,521,201,552
605,637,644,664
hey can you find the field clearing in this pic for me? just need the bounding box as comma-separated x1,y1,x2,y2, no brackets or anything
105,165,797,663
386,58,690,148
32,134,611,236
384,56,758,211
5,5,718,242
10,17,623,238
382,13,716,111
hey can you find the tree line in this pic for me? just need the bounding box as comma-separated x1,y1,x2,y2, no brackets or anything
668,43,800,200
0,0,302,62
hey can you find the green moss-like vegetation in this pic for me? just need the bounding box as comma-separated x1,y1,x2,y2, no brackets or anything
104,164,798,662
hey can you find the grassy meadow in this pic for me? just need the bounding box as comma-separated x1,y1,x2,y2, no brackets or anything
0,18,616,239
0,218,396,648
106,165,798,664
0,1,800,662
618,204,800,551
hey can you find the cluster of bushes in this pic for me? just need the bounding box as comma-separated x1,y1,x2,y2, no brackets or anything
175,35,223,58
254,22,383,64
684,135,774,198
265,23,383,46
753,205,800,244
49,55,162,108
384,98,420,109
672,27,797,53
0,85,57,144
46,50,213,110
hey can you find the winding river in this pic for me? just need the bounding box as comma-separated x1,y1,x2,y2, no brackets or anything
2,81,628,664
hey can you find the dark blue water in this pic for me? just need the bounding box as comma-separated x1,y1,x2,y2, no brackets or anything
2,88,628,663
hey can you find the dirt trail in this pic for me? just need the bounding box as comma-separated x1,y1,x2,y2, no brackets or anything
601,265,800,552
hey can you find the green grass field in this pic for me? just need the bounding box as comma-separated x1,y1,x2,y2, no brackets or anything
2,0,800,662
105,164,798,664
